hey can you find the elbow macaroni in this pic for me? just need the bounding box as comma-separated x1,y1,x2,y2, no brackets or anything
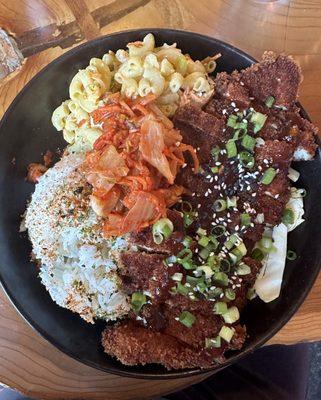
52,33,220,151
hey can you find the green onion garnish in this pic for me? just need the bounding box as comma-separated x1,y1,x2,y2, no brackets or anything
179,311,196,328
239,151,255,168
177,248,193,263
212,225,226,237
251,248,265,261
164,255,177,266
131,292,147,313
226,140,237,158
198,235,210,247
220,258,231,273
197,228,207,235
231,242,247,261
199,247,210,260
183,212,194,227
287,250,297,261
225,234,239,250
250,111,267,133
227,196,237,209
241,134,256,151
208,254,220,268
152,218,174,244
240,213,251,227
177,282,189,295
225,288,236,300
265,96,275,108
182,236,193,248
214,199,227,212
282,208,295,225
235,263,251,275
219,326,235,342
213,271,229,286
171,272,183,282
211,166,219,174
227,114,238,128
214,301,228,315
261,167,277,185
210,287,224,298
180,201,193,213
211,146,221,161
222,306,240,324
205,336,221,348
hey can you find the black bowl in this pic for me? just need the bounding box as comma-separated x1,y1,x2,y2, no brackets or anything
0,29,320,379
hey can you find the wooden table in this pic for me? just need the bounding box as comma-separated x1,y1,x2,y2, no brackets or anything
0,0,320,399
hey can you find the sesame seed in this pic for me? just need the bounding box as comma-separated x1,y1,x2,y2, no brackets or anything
205,192,209,197
197,203,201,208
231,102,236,107
234,108,239,112
252,193,257,197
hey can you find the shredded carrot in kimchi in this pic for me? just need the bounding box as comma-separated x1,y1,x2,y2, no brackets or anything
82,93,199,237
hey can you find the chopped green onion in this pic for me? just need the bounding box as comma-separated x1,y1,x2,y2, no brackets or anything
198,235,210,247
225,234,239,250
211,287,224,297
227,196,237,209
241,134,256,151
180,201,192,213
212,225,226,237
231,242,247,261
197,227,207,236
177,248,193,263
205,336,221,348
220,258,231,273
199,247,210,260
179,311,196,328
164,255,177,266
211,166,219,174
225,288,236,300
235,263,251,275
282,208,295,225
239,151,255,168
182,261,195,270
152,218,174,244
183,212,194,227
250,111,267,133
226,140,238,158
287,250,297,260
241,213,251,227
197,281,207,293
299,188,307,198
265,96,275,108
198,265,214,279
214,301,228,315
235,121,248,132
257,236,274,254
131,292,147,313
251,248,265,262
219,326,235,342
222,306,240,324
214,199,227,212
209,235,219,247
246,288,256,300
183,236,193,248
261,167,277,185
208,254,220,268
177,282,189,295
171,272,183,282
211,146,221,161
213,272,229,287
227,114,238,128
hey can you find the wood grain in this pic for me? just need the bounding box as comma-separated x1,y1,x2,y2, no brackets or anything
0,0,321,399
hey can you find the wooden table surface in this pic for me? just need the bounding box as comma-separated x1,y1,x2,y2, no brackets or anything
0,0,320,399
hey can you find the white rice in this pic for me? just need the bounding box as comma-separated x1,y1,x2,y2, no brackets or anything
25,153,130,323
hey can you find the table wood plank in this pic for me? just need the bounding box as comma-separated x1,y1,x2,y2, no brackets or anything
0,0,320,398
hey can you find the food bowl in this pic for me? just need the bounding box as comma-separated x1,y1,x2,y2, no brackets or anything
0,29,320,379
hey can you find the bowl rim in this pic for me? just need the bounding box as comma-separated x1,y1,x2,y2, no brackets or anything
0,28,320,380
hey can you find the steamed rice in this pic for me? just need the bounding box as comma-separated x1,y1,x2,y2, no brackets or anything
25,153,130,323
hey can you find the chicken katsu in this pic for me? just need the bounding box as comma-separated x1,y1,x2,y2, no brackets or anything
101,52,317,369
